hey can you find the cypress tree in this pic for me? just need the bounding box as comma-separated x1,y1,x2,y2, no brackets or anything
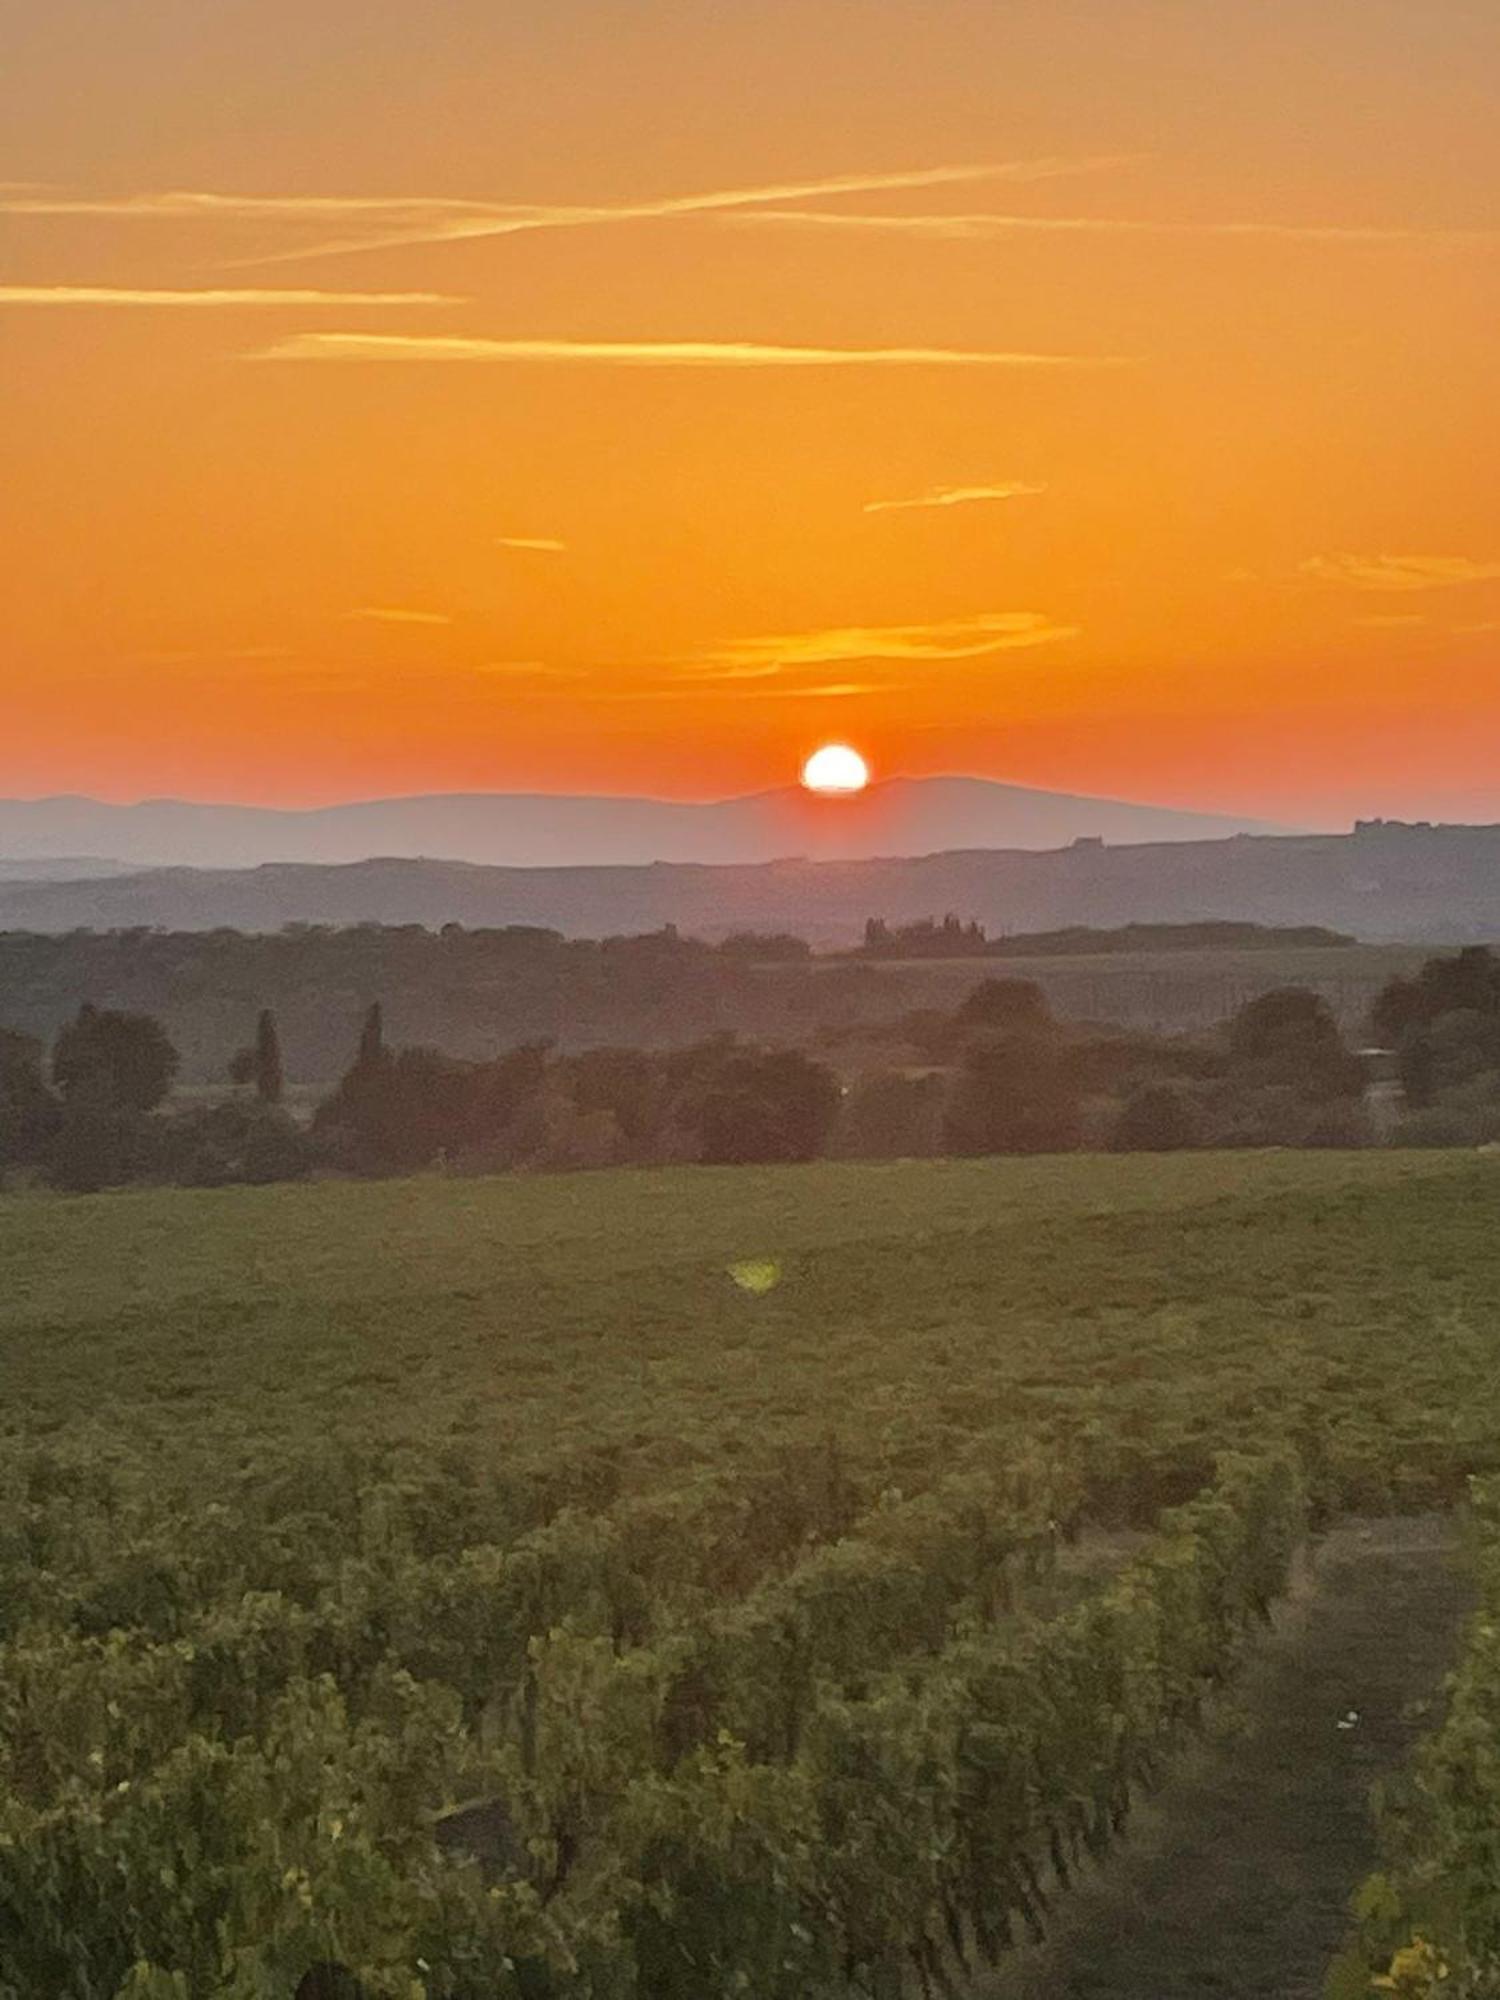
356,1001,384,1070
254,1009,284,1105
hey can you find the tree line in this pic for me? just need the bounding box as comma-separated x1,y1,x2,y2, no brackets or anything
3,935,1445,1191
0,920,1383,1087
857,915,1357,959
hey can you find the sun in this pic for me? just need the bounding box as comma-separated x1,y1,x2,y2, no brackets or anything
801,743,870,796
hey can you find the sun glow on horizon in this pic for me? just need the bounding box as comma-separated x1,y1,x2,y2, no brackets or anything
801,744,871,795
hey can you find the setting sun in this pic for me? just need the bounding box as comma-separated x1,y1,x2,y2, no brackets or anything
801,744,871,796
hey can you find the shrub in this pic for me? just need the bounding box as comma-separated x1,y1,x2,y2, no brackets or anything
1110,1083,1203,1153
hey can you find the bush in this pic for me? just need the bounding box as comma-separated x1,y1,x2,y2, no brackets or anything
831,1072,945,1160
159,1102,315,1187
688,1050,843,1165
1390,1104,1500,1149
944,1035,1082,1156
46,1104,161,1193
954,978,1053,1036
1227,988,1365,1103
1110,1083,1203,1153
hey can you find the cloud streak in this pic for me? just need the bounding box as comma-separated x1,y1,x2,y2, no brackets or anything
496,535,567,553
696,611,1078,670
344,607,453,626
864,481,1047,515
473,661,585,679
731,209,1500,246
0,160,1126,264
224,160,1127,265
248,333,1123,369
616,679,893,703
0,285,458,307
1303,554,1500,592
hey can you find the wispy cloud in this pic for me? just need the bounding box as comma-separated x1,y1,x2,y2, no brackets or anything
1303,554,1500,592
0,285,458,308
248,333,1123,369
696,611,1077,671
1354,613,1429,628
472,660,587,680
0,190,512,220
219,160,1124,266
731,209,1500,247
864,481,1047,515
585,677,895,704
344,606,453,626
0,160,1126,263
496,535,567,553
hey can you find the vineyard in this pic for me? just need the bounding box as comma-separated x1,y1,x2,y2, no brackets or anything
1,1150,1498,1997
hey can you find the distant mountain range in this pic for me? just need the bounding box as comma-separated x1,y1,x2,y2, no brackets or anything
0,819,1497,946
0,779,1284,874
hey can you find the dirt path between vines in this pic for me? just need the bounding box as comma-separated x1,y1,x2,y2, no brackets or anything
987,1517,1470,2000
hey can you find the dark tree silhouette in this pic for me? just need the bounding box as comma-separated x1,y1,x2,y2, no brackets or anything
1372,946,1500,1044
356,1000,385,1070
51,1003,179,1112
1111,1082,1202,1153
1396,1029,1438,1109
47,1104,157,1194
1227,987,1364,1101
252,1008,284,1104
955,978,1053,1036
689,1048,842,1164
944,1033,1082,1156
0,1029,61,1169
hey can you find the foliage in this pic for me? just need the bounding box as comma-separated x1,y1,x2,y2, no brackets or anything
1345,1482,1500,1996
1372,946,1500,1046
52,1002,180,1113
0,1028,59,1172
1110,1081,1203,1152
944,1031,1083,1156
1,1150,1498,1988
954,977,1053,1034
829,1070,945,1159
1227,987,1366,1102
229,1009,285,1106
0,924,1408,1087
157,1100,314,1187
860,914,989,957
47,1102,161,1193
687,1048,842,1165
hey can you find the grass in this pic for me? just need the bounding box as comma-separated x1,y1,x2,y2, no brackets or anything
0,1147,1489,1509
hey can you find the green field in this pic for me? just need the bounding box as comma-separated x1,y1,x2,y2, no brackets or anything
3,1150,1486,1499
3,1151,1499,1996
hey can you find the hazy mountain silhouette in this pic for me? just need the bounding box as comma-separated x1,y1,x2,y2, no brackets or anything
0,855,143,883
0,821,1494,945
0,778,1283,872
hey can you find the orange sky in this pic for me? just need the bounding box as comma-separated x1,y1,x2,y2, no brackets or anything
4,0,1498,825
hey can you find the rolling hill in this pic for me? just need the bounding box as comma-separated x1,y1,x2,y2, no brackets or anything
0,820,1494,946
0,778,1283,872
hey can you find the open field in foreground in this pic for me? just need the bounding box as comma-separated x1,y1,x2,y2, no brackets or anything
2,1150,1499,1997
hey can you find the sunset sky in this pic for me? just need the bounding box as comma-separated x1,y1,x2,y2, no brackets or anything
4,0,1498,825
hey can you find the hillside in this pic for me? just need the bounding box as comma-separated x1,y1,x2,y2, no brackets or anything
1,819,1499,945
